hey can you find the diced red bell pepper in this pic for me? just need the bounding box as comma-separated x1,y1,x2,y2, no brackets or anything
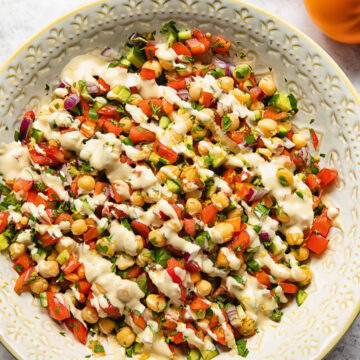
200,91,213,107
306,174,320,191
225,217,241,233
0,212,9,233
306,232,329,254
161,98,174,115
26,190,47,207
84,227,98,243
39,232,59,247
172,331,184,344
311,129,319,149
129,126,156,143
153,139,178,163
47,292,71,321
171,42,192,57
184,218,196,236
97,77,110,93
263,106,289,121
140,67,156,80
317,168,338,187
97,104,120,116
213,325,226,345
184,261,200,273
61,255,81,275
223,169,236,186
131,220,150,238
145,44,157,60
201,204,218,224
77,279,91,295
166,78,187,90
13,178,33,193
228,229,250,253
65,318,88,344
167,257,184,284
54,212,74,225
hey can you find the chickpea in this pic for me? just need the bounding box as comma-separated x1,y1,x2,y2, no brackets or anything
38,260,60,278
190,272,201,283
148,229,166,247
286,233,304,246
99,318,116,334
191,124,208,141
189,82,201,101
165,70,179,82
198,140,211,156
223,113,240,132
78,175,95,191
196,280,212,296
159,58,175,71
270,137,284,154
82,306,99,324
258,118,278,138
257,147,272,161
177,64,192,77
156,165,180,184
9,243,26,260
29,277,48,294
142,60,162,78
181,166,198,182
185,189,202,200
258,76,276,96
219,76,234,92
128,93,143,106
199,108,215,120
276,168,294,187
292,133,307,149
146,294,167,312
298,265,312,286
71,219,88,236
211,192,230,211
185,198,202,216
232,64,252,80
49,98,65,112
231,89,251,107
116,326,135,348
276,207,290,224
250,100,265,111
227,207,243,219
96,237,115,257
116,254,135,270
47,249,58,261
216,248,230,267
239,315,256,336
291,246,309,261
215,223,234,243
136,248,153,268
141,189,160,204
131,191,145,207
119,117,132,133
135,235,144,252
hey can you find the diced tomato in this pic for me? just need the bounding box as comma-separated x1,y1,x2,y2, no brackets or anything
200,91,213,107
94,181,106,195
101,301,122,318
223,169,236,186
225,217,241,233
306,174,320,191
47,292,71,321
255,271,271,288
263,106,288,121
29,144,65,166
184,218,196,236
77,264,86,279
70,176,80,197
311,129,319,149
212,285,227,300
131,220,150,238
97,105,120,116
129,126,156,143
190,296,210,310
46,187,59,202
14,266,37,295
172,42,192,56
84,227,98,243
317,168,338,187
13,178,33,193
54,212,73,225
39,232,59,247
161,98,174,114
166,257,184,284
227,131,245,144
306,232,329,254
80,119,96,138
80,97,90,119
65,318,88,344
166,78,187,90
279,282,298,294
172,332,184,344
162,319,177,330
131,310,146,330
184,261,200,273
97,77,110,93
192,28,211,51
77,279,91,295
26,190,47,207
235,183,253,200
0,212,9,233
201,204,218,224
61,255,81,275
235,170,251,183
140,67,156,80
312,210,332,237
185,38,206,55
138,99,162,116
13,254,33,274
145,44,157,60
153,139,178,163
209,314,219,329
212,35,231,55
229,229,250,253
213,325,226,345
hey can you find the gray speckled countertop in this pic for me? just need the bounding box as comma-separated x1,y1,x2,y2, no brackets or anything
0,0,359,359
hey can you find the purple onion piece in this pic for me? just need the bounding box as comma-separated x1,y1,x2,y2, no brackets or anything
86,84,99,94
217,99,232,117
260,232,270,241
298,147,311,167
283,137,295,149
104,185,112,199
226,305,241,328
128,33,145,47
177,88,191,101
209,97,218,108
19,114,33,141
257,88,266,101
58,82,65,89
213,57,233,77
183,252,191,262
246,187,269,202
64,93,80,110
101,47,120,61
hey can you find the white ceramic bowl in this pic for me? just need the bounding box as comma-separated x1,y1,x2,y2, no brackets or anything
0,1,359,359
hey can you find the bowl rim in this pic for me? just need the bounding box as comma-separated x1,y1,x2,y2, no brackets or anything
0,0,359,359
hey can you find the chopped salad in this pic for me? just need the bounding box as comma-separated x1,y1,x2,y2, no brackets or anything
0,21,340,359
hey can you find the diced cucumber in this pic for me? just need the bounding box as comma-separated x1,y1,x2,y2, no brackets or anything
159,115,171,129
187,349,201,360
0,235,9,251
253,110,262,121
223,201,236,214
166,178,181,193
79,80,93,102
126,47,146,68
167,32,177,47
184,135,194,152
56,249,70,265
119,57,132,68
107,85,131,103
32,129,44,143
243,78,254,91
233,64,252,79
93,97,108,110
121,137,134,146
195,231,210,247
39,292,48,308
296,289,308,306
269,92,298,113
277,124,289,138
149,152,170,166
212,154,227,168
133,342,144,354
178,28,192,41
270,236,287,256
200,349,219,360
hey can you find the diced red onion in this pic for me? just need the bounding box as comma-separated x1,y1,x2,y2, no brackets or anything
101,47,119,60
283,137,295,149
209,97,218,108
213,58,233,77
254,87,266,101
64,93,80,110
226,305,241,328
183,253,191,262
19,113,33,141
86,82,99,94
217,99,232,116
177,89,191,101
298,147,311,167
58,82,65,89
104,185,112,199
60,164,72,184
246,187,269,202
260,232,270,241
128,33,144,47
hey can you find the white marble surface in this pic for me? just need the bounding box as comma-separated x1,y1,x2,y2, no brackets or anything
0,0,359,359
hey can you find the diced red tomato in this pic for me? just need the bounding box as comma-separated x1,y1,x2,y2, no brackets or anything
131,220,150,238
77,279,91,295
184,218,196,236
70,176,80,197
213,325,226,345
46,187,59,202
255,271,271,288
94,181,106,195
39,232,59,247
0,212,9,233
145,44,157,60
61,255,81,275
65,318,88,344
13,178,33,193
185,38,206,55
306,174,320,191
129,126,156,143
311,129,319,149
235,183,253,200
162,319,177,330
26,190,47,207
201,204,218,224
80,97,90,119
153,139,178,163
190,296,210,310
138,99,162,116
13,254,33,274
161,98,174,114
166,257,184,284
278,282,298,294
212,35,231,55
54,212,74,225
306,232,329,254
140,67,156,80
311,210,332,237
171,42,192,57
97,105,120,116
84,227,98,243
263,106,288,121
166,78,187,90
317,168,338,187
47,292,71,321
97,77,110,93
225,217,241,233
229,229,250,253
14,266,37,295
172,332,184,344
227,131,245,144
184,261,200,273
200,91,213,107
131,310,146,330
80,119,96,138
29,144,65,166
192,28,211,52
